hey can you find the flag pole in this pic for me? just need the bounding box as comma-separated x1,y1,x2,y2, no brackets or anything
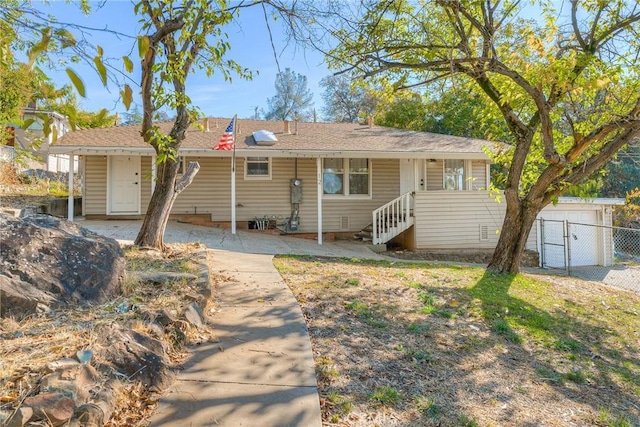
231,114,237,234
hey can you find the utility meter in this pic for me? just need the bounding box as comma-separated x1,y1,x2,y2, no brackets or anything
290,179,303,203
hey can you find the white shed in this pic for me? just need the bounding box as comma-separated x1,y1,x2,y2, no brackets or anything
529,197,625,268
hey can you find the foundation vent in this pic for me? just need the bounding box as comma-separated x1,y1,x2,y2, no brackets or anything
339,216,350,231
479,225,489,241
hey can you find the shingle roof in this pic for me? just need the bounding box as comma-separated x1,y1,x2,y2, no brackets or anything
52,118,496,158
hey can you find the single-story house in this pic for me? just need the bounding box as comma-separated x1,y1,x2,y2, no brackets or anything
49,117,623,266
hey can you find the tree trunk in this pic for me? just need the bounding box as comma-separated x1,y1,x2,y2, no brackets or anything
134,160,179,249
134,160,200,249
487,199,542,274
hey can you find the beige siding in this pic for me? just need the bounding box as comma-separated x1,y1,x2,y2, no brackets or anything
470,160,487,190
84,155,107,215
414,191,506,249
141,156,153,211
168,157,400,232
323,159,400,232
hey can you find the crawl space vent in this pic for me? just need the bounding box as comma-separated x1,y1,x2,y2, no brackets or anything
339,216,350,231
479,225,489,241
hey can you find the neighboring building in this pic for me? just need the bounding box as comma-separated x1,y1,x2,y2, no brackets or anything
49,117,622,266
2,106,76,173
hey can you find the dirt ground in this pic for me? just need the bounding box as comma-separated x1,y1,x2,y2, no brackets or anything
275,256,640,427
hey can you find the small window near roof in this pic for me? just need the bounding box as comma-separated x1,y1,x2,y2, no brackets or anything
245,157,271,179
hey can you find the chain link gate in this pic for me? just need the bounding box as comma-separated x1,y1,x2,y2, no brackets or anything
539,219,640,293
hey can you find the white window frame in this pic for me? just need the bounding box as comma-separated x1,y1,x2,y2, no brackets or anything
443,159,471,191
322,157,372,199
244,156,272,180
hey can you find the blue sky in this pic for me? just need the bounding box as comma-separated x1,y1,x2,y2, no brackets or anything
36,1,331,119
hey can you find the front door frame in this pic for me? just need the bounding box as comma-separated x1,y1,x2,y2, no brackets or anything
107,155,141,215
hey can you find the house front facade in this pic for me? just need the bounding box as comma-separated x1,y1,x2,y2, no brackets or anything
50,117,621,266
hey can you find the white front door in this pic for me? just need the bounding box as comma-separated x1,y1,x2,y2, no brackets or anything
109,155,140,214
400,159,426,193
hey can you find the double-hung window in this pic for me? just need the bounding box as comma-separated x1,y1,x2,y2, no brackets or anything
444,159,465,190
245,157,271,179
323,158,371,197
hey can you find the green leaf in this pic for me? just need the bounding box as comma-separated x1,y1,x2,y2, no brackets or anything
28,28,52,67
50,125,58,144
123,56,134,73
93,56,107,86
54,29,76,48
65,68,86,97
121,84,133,110
96,45,104,57
22,119,35,130
138,36,150,58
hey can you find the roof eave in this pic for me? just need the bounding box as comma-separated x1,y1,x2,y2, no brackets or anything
50,145,491,160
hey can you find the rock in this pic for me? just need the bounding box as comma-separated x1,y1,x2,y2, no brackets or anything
46,358,80,373
134,271,198,285
96,323,174,391
141,309,177,327
39,364,99,403
0,213,124,316
0,273,58,318
183,302,204,328
4,406,33,427
67,403,104,427
23,392,76,426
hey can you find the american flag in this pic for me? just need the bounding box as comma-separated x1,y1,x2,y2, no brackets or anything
213,118,235,150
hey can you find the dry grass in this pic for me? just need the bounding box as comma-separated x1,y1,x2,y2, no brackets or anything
274,255,640,427
0,243,213,426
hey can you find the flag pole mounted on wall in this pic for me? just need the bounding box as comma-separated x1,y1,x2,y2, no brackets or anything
212,115,237,234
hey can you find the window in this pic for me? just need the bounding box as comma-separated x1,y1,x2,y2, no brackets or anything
245,157,271,179
444,159,465,190
323,158,371,196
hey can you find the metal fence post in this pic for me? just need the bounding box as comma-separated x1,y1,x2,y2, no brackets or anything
539,219,545,268
565,220,571,276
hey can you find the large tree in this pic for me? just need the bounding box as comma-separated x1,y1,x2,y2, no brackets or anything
325,0,640,273
264,67,314,121
131,0,258,248
319,74,377,122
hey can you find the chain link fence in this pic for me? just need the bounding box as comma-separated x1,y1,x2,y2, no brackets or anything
538,219,640,293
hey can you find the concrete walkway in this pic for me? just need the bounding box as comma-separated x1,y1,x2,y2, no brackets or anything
149,250,322,426
77,220,385,427
78,218,387,259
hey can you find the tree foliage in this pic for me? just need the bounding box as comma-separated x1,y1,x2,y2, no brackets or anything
264,68,314,121
326,0,640,273
0,0,129,137
601,142,640,198
319,74,377,122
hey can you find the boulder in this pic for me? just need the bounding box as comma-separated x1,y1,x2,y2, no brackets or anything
0,213,124,315
0,273,58,318
96,323,175,392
